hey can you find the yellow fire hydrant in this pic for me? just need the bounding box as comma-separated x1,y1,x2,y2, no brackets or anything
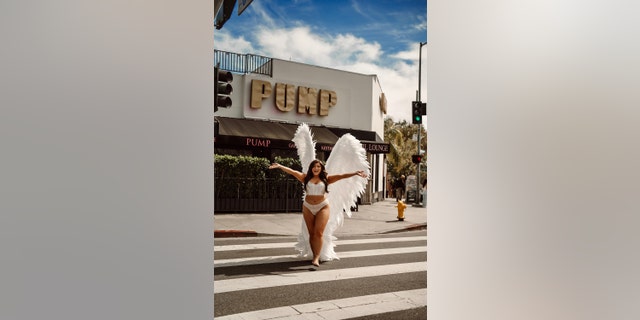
396,200,407,221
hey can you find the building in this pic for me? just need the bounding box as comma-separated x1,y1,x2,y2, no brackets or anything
214,50,390,212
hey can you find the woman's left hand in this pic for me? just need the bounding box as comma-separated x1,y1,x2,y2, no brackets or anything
268,163,280,169
355,170,367,178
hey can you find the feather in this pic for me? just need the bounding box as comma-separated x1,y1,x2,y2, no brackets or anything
322,134,370,260
291,123,316,173
325,133,370,221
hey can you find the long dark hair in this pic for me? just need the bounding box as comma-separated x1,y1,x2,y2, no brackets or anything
304,159,329,193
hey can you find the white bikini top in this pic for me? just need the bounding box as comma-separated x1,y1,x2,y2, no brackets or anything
306,181,326,196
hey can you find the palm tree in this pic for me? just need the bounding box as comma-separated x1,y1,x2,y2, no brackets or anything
385,118,413,177
384,117,427,178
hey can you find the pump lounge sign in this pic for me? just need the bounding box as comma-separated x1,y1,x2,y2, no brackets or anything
250,79,338,116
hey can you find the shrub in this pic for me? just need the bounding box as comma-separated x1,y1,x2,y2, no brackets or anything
214,154,301,199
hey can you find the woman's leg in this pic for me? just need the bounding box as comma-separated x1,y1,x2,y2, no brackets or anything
310,205,330,266
302,206,316,260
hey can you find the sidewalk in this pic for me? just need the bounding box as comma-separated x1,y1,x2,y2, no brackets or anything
214,198,427,237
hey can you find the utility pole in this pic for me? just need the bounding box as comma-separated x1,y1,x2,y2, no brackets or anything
415,41,427,206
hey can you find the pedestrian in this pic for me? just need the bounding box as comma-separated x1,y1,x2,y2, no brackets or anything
269,160,367,267
394,175,406,201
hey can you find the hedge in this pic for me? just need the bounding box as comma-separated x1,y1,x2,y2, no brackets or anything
214,155,302,199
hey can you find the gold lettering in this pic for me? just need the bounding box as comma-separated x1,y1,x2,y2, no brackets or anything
250,79,338,116
379,92,387,114
275,83,296,112
319,90,337,116
250,79,272,109
297,86,318,115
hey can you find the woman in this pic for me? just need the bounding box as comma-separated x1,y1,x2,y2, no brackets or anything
269,159,367,267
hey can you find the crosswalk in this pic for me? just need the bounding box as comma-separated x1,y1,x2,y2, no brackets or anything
214,231,427,319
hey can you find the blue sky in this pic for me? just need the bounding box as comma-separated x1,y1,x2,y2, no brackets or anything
214,0,427,123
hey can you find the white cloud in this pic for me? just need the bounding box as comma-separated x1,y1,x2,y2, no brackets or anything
334,34,382,62
213,30,254,54
392,44,421,61
253,26,383,69
256,26,333,65
414,15,427,32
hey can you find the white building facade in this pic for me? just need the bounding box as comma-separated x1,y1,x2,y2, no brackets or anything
215,51,389,205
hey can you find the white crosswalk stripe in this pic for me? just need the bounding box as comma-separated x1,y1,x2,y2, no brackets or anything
214,236,427,251
214,233,427,319
215,262,426,293
215,288,427,320
214,246,427,267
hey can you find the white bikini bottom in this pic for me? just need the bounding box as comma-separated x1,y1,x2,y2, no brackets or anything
303,199,329,215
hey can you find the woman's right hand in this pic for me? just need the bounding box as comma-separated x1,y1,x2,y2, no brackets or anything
268,163,280,169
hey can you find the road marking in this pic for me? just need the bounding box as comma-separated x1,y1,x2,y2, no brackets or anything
214,236,427,252
215,288,426,320
214,262,426,293
214,246,427,267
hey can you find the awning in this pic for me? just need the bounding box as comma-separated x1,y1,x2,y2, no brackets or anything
214,117,389,153
326,127,390,154
215,117,338,150
326,127,381,142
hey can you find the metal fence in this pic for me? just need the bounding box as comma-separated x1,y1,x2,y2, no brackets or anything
214,177,303,213
214,50,272,77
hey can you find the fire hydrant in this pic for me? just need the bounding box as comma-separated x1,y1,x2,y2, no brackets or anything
396,200,407,221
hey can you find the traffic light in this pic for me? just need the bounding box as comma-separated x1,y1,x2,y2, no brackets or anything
215,67,233,112
412,101,422,124
412,154,423,164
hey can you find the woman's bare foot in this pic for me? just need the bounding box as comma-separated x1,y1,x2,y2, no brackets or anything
312,259,320,267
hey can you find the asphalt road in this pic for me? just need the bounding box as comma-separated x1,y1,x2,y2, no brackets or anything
214,230,427,319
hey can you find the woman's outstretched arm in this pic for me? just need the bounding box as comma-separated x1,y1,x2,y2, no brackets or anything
269,163,306,182
327,170,367,184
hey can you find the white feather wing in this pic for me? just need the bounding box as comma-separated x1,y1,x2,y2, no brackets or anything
325,133,370,225
291,123,316,172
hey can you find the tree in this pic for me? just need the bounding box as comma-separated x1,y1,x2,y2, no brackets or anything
384,117,427,179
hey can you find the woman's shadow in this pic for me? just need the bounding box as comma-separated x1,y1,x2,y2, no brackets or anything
214,260,320,277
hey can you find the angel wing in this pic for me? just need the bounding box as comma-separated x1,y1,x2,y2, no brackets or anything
291,123,316,173
324,133,370,231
